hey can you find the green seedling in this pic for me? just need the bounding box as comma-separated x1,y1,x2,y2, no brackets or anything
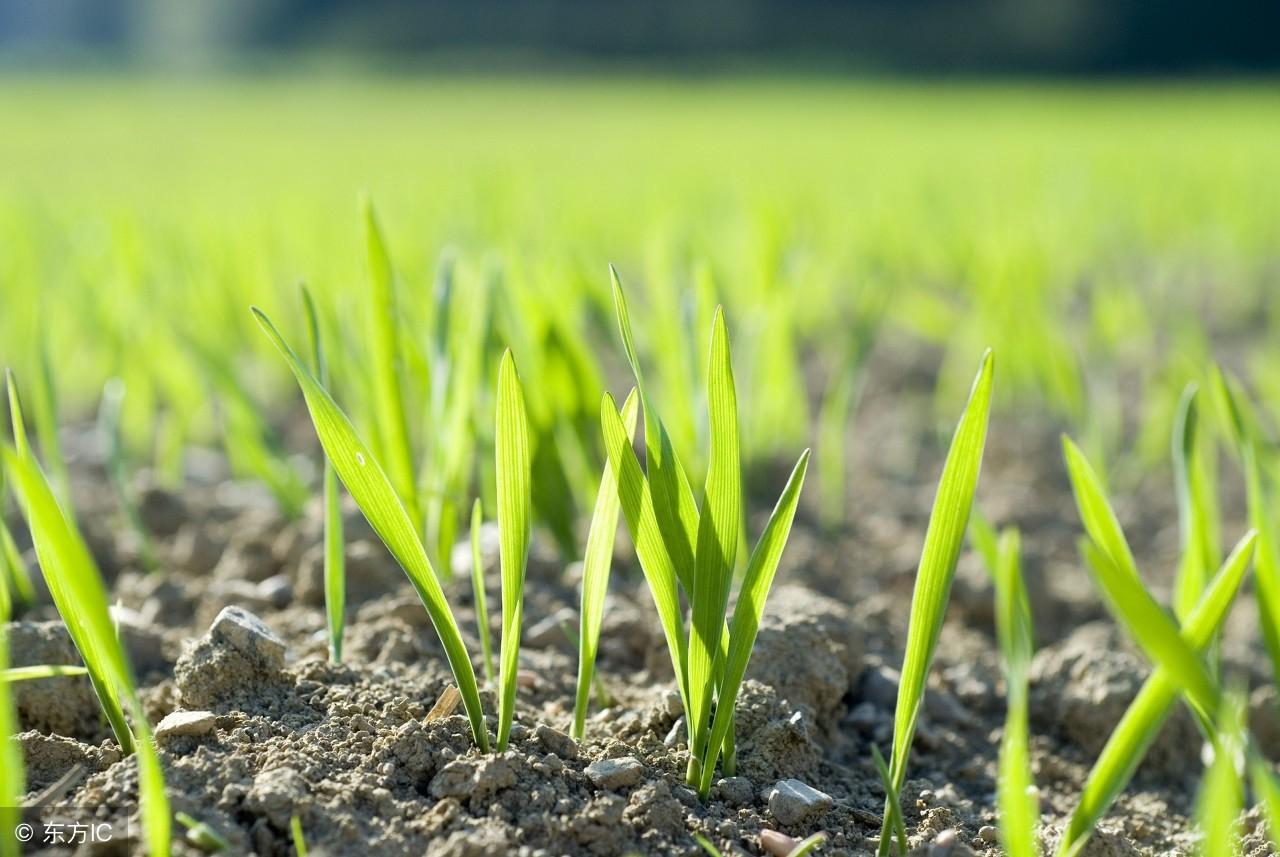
291,814,309,857
5,372,171,856
872,744,908,856
0,665,89,682
1056,433,1257,857
878,350,994,854
1195,688,1246,857
1171,384,1220,625
302,286,346,663
990,528,1037,857
362,195,421,536
253,308,490,750
573,389,639,740
603,272,810,795
696,831,826,857
470,499,495,685
0,465,35,608
494,349,531,752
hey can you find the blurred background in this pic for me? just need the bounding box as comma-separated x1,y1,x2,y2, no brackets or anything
0,0,1278,543
2,0,1278,73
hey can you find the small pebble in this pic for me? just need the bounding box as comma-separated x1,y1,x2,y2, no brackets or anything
585,757,644,790
978,825,998,843
155,710,218,740
767,779,833,826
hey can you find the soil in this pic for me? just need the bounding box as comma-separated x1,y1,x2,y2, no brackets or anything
6,343,1280,856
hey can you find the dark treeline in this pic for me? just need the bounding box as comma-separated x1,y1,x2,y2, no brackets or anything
2,0,1278,73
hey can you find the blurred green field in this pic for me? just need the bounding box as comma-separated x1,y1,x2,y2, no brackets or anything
2,75,1279,489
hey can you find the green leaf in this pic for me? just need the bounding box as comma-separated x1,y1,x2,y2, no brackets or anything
470,499,495,686
176,812,231,853
1056,529,1255,857
291,814,309,857
1065,437,1219,726
884,350,994,825
992,528,1037,857
574,389,639,740
252,307,489,750
495,349,531,752
361,194,421,532
1195,688,1246,857
688,308,742,778
1171,383,1219,622
873,744,908,857
0,664,90,682
610,267,700,592
698,448,809,796
302,286,346,664
788,832,829,857
600,392,690,713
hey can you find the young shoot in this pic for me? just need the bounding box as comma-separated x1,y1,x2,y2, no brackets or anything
494,349,531,752
603,271,810,796
878,350,994,854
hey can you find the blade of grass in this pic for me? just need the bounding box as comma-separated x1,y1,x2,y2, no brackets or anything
1064,437,1219,726
176,812,230,853
4,377,170,855
0,664,90,681
573,389,639,740
688,308,742,786
992,528,1037,857
361,195,421,533
1171,384,1219,622
495,349,531,752
697,448,809,796
1249,755,1280,851
880,350,993,853
302,286,346,663
252,308,489,750
291,814,309,857
1056,529,1256,857
601,392,690,714
470,499,495,686
873,744,909,857
1195,688,1246,857
787,832,828,856
97,379,157,572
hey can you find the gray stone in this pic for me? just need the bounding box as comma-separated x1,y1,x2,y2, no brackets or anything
585,757,645,790
766,778,832,826
209,606,286,668
245,767,308,827
155,710,217,740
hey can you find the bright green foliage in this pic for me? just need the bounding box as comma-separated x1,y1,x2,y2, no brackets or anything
1171,384,1220,623
0,465,34,607
4,374,171,856
574,390,639,739
0,665,89,681
991,528,1037,857
1195,689,1246,857
1209,366,1280,693
495,350,531,752
687,307,742,788
879,350,994,853
176,812,231,853
253,308,490,750
786,833,829,857
872,745,908,856
470,499,495,686
31,343,73,519
291,814,309,857
601,276,810,795
361,194,421,535
302,286,346,663
1064,438,1219,727
1054,526,1256,856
